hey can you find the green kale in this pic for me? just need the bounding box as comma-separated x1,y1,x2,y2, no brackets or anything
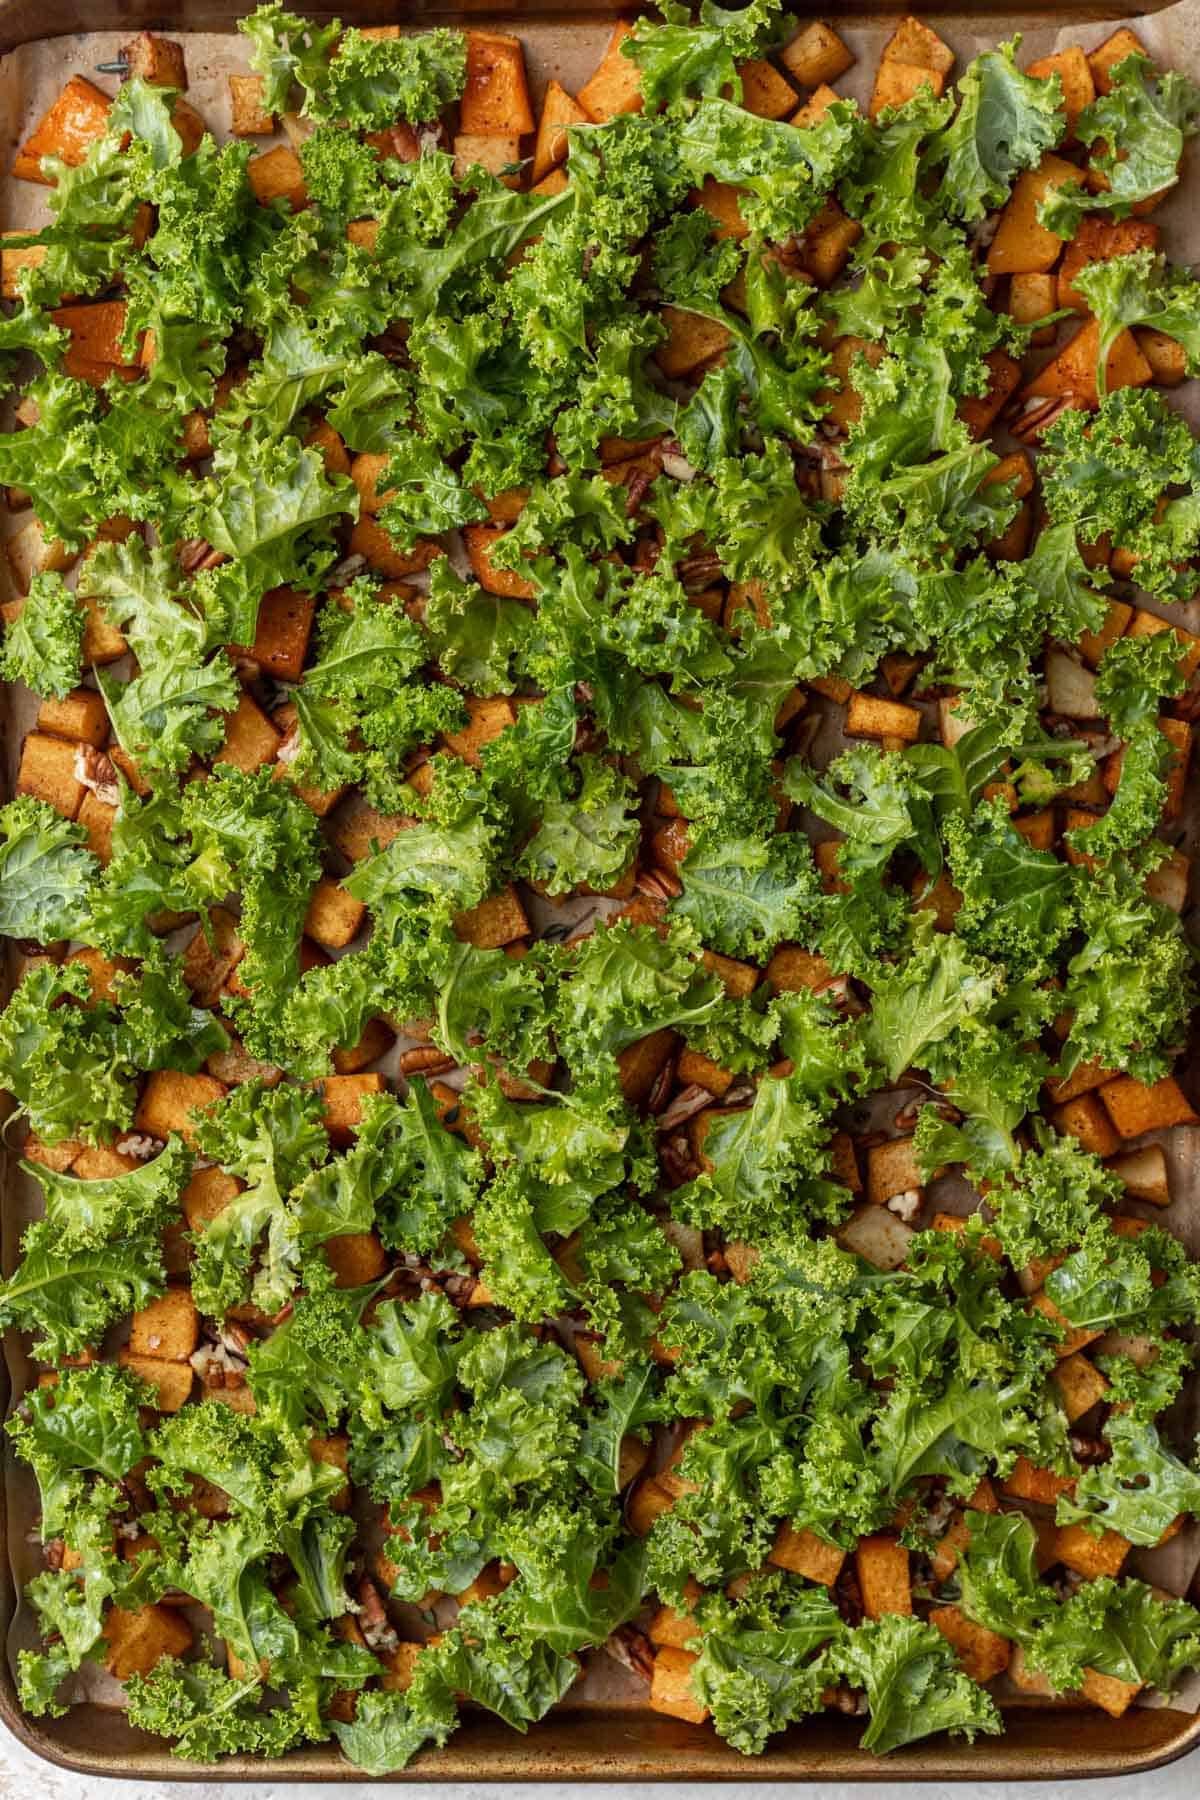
0,1139,188,1358
926,40,1065,222
624,0,790,109
0,798,97,944
673,827,819,959
1039,387,1200,599
0,571,84,697
831,1614,1001,1753
1041,52,1200,234
1074,251,1200,397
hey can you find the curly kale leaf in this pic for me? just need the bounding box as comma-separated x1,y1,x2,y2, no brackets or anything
0,571,84,698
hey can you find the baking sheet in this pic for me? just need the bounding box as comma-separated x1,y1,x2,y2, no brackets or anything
1,0,1200,1778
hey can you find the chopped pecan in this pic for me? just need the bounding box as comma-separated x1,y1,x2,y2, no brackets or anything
1008,394,1074,443
398,1046,456,1078
114,1133,160,1161
442,1272,479,1308
604,1624,654,1683
635,867,682,902
178,536,227,575
678,550,722,592
656,1083,713,1133
646,1054,677,1116
624,468,654,516
73,744,119,807
659,1133,699,1187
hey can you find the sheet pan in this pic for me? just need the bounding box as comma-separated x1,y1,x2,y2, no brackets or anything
0,0,1199,1780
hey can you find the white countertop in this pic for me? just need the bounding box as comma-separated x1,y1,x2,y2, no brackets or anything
0,1723,1193,1800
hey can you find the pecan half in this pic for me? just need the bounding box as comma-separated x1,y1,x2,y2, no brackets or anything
635,868,682,902
656,1083,713,1133
398,1046,456,1078
73,744,119,807
604,1624,654,1683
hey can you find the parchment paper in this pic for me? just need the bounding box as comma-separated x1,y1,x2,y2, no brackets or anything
1,0,1200,1727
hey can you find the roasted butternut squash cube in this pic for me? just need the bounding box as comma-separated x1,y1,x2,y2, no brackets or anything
1025,47,1095,136
803,200,861,287
987,154,1080,276
1021,317,1151,410
790,82,844,129
14,75,112,184
769,1523,845,1585
691,176,749,240
1081,1665,1142,1717
0,230,47,299
248,144,307,209
959,350,1020,438
1052,1090,1122,1159
780,21,854,87
1006,270,1058,345
532,79,588,183
881,15,955,75
577,21,643,122
1051,1351,1109,1422
317,1073,387,1144
1087,28,1149,97
461,30,534,136
453,133,521,186
347,514,440,576
462,523,536,599
1135,327,1188,387
856,1535,911,1618
229,72,274,135
1002,1456,1077,1505
17,732,86,819
130,1286,199,1361
1053,1522,1130,1580
332,1017,396,1076
1029,1290,1103,1358
214,691,281,773
1099,1073,1197,1139
134,1070,227,1144
657,305,732,379
1058,215,1159,313
734,57,796,119
929,1605,1011,1683
304,878,366,951
117,1351,194,1412
36,686,109,748
309,1432,351,1508
870,60,944,121
649,1646,708,1723
442,694,517,767
102,1603,193,1679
